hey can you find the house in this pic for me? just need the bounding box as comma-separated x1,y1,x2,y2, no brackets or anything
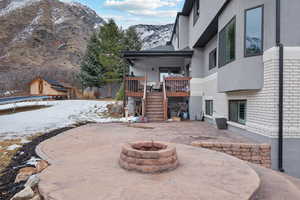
123,0,300,178
29,77,76,99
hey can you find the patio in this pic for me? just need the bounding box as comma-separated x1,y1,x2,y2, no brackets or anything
35,122,300,200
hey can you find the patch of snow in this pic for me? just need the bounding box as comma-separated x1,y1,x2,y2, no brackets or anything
20,138,30,144
6,144,22,151
0,101,51,111
132,24,174,50
12,7,44,43
0,0,42,17
0,90,18,97
0,100,130,141
26,156,41,166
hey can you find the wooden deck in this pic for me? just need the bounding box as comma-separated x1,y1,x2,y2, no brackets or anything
125,76,191,97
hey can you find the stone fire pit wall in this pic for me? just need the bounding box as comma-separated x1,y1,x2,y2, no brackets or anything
192,142,271,168
119,141,179,173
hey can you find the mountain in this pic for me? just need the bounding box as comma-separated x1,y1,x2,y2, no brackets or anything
131,24,174,50
0,0,104,91
0,0,173,92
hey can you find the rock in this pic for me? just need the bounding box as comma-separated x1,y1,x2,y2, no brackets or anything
11,186,34,200
29,195,41,200
25,175,40,189
36,160,49,173
15,167,37,183
107,103,123,115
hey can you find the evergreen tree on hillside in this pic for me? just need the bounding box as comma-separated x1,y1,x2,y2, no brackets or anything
98,19,126,96
78,19,144,96
123,27,142,51
78,32,104,88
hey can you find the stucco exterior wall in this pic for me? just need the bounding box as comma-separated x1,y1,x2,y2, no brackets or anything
178,15,189,50
281,0,300,47
131,58,185,82
217,0,276,92
188,0,227,47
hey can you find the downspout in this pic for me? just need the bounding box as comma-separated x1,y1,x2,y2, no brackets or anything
276,0,284,172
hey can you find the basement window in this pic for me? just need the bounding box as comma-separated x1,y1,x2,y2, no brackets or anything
205,100,213,116
229,100,247,125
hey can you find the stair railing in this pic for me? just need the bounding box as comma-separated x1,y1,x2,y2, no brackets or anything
142,73,147,117
163,78,168,121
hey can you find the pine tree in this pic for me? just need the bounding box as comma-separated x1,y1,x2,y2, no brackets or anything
123,26,142,51
98,19,126,96
78,32,104,88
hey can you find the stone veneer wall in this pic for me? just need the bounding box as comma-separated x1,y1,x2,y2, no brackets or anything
192,142,271,168
227,47,300,138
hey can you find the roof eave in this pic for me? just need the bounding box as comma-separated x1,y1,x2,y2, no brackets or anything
123,50,194,58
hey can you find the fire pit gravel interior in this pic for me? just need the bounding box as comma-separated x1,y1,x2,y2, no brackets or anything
119,141,179,173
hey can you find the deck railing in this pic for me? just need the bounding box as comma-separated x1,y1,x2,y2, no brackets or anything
163,79,168,120
125,76,146,97
142,75,147,117
164,77,191,97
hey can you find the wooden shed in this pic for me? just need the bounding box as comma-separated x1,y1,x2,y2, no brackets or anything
29,77,76,99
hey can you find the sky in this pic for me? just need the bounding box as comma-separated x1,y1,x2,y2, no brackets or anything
62,0,184,28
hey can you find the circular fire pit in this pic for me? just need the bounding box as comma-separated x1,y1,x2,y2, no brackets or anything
119,141,179,173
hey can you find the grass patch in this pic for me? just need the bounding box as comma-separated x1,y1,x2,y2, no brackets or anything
0,139,22,175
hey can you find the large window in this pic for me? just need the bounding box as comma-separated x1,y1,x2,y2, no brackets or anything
205,100,213,116
229,100,247,124
209,48,217,70
219,17,236,67
193,0,199,25
245,5,264,57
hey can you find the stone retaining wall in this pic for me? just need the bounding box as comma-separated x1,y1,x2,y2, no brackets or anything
191,142,271,168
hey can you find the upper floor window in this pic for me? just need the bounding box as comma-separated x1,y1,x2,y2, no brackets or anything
245,5,264,57
219,17,236,67
193,0,199,25
209,48,217,70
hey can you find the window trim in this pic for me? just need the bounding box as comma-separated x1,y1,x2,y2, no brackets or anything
209,48,217,70
205,100,213,116
228,100,247,125
218,16,236,68
193,0,200,26
244,5,264,58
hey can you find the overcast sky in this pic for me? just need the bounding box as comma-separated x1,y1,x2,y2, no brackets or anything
62,0,183,28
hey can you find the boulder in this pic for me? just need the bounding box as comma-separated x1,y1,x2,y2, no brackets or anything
10,186,34,200
107,103,123,115
29,195,41,200
15,167,37,183
25,175,40,189
36,160,49,173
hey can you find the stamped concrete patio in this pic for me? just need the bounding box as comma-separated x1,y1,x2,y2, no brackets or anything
36,122,300,200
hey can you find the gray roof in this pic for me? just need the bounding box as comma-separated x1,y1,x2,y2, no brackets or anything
147,44,175,51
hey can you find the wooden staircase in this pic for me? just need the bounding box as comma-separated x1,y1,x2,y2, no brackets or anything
146,92,164,122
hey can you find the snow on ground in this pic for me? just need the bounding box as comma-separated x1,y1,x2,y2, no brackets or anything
0,100,128,141
0,0,42,17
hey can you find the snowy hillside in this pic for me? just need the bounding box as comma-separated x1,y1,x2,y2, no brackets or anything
131,24,174,50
